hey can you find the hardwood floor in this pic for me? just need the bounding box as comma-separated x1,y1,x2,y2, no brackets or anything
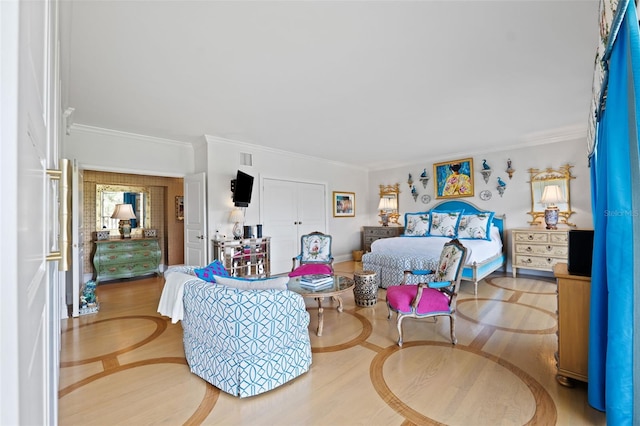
59,262,606,425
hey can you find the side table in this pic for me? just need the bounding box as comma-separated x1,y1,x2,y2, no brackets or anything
353,270,378,306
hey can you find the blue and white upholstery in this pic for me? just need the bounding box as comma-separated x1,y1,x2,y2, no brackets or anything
181,279,312,398
363,253,439,288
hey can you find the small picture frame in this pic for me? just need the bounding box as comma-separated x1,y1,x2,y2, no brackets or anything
333,191,355,217
433,158,475,199
175,196,184,221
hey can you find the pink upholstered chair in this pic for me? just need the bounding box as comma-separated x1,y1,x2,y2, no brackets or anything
289,231,334,277
386,239,468,346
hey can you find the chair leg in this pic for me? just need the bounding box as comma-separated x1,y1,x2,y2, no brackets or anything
386,301,392,319
396,314,405,347
450,315,457,345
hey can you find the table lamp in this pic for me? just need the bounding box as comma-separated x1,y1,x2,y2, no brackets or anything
378,197,396,226
111,203,137,238
540,185,565,230
229,208,245,240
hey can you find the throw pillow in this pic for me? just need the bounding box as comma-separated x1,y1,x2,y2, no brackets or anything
213,275,289,291
193,260,229,283
457,212,495,240
428,210,463,237
289,263,333,277
404,212,430,237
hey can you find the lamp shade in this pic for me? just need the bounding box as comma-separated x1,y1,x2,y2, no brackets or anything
229,208,245,223
540,185,565,206
378,197,396,210
111,204,136,220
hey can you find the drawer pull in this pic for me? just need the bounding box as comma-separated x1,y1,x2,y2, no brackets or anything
525,246,532,252
528,235,534,240
547,245,552,251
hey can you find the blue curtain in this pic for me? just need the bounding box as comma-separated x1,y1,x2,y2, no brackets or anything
123,192,137,228
589,1,640,423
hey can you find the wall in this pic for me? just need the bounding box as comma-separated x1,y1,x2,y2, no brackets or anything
204,136,370,262
368,136,593,272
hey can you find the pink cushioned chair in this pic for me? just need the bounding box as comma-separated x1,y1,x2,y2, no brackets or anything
290,231,334,277
386,239,468,347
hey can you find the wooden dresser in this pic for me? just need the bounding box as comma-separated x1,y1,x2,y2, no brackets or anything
362,226,403,252
553,263,590,386
511,228,568,277
92,238,161,284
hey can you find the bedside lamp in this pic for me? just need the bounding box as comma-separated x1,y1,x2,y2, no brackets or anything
540,185,565,230
229,208,245,240
111,204,137,239
378,197,396,227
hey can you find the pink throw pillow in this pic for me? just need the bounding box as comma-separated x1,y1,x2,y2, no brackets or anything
288,263,332,277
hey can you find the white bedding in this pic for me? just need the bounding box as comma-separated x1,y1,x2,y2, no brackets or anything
157,270,200,323
369,226,503,265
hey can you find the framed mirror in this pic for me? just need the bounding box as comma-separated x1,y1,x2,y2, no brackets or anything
378,183,400,225
527,164,575,227
96,184,151,234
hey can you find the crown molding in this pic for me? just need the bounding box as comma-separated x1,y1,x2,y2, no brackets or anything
204,134,369,172
68,124,194,148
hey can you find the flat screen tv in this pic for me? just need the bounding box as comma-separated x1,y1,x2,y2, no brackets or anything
568,230,594,277
232,170,254,207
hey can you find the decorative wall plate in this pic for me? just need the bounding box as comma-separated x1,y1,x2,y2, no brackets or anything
421,194,431,204
479,190,492,201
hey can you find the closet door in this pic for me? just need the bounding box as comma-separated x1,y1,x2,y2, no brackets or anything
262,179,326,274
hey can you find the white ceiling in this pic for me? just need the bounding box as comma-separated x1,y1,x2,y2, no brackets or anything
59,1,600,170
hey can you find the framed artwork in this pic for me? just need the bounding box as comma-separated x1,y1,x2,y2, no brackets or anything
175,196,184,221
433,158,474,199
333,191,355,217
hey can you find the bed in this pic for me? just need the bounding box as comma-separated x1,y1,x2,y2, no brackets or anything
362,200,506,294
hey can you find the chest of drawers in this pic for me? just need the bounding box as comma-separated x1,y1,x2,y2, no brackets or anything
511,228,568,277
362,226,403,252
92,238,161,284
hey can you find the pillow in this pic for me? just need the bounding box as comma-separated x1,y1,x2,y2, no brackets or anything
457,212,495,240
289,263,333,277
403,212,430,237
428,210,463,237
193,260,229,283
213,275,289,291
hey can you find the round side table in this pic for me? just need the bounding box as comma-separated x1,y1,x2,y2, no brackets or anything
353,270,378,307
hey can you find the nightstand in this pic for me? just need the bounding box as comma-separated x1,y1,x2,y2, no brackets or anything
511,227,568,277
362,226,403,252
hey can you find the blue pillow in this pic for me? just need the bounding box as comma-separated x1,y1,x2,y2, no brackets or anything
194,260,229,283
428,210,464,237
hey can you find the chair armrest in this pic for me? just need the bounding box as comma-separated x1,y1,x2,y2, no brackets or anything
404,269,434,276
427,280,452,289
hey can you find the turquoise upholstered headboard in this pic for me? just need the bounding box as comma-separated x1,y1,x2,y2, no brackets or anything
430,200,505,242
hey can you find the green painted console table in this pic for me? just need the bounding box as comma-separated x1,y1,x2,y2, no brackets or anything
92,238,161,284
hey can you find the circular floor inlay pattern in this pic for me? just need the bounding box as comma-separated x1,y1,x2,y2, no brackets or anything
60,315,166,366
308,309,372,353
485,276,557,295
457,299,556,333
370,341,556,425
58,361,218,424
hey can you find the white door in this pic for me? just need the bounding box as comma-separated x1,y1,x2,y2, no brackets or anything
0,0,61,423
70,159,84,317
184,172,207,266
262,179,327,274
